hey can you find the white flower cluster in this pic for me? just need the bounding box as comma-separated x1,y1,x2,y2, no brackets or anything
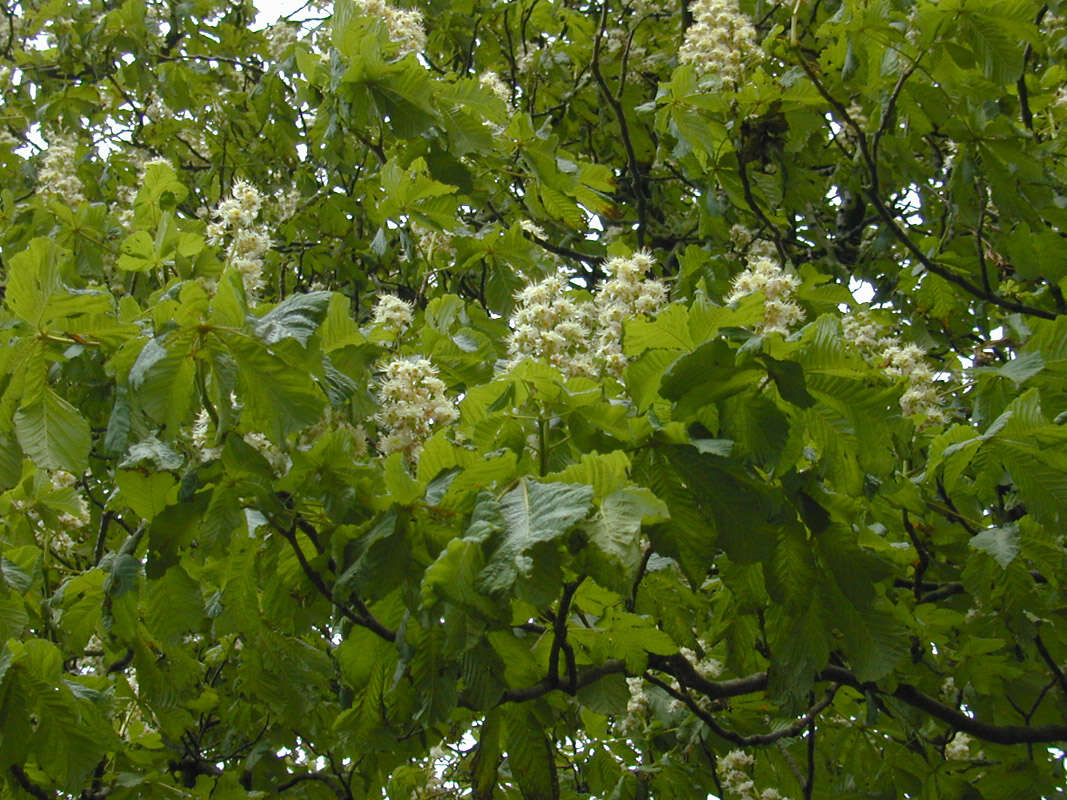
479,70,511,104
944,732,982,761
207,179,272,297
678,0,759,85
724,256,805,336
729,225,777,260
594,252,670,375
410,221,454,261
519,220,546,239
507,270,597,377
354,0,426,56
37,130,86,205
375,357,459,458
297,407,369,457
191,409,223,463
372,294,415,332
266,21,299,61
719,750,789,800
843,313,947,424
619,676,649,734
505,252,668,379
243,431,292,475
679,643,723,681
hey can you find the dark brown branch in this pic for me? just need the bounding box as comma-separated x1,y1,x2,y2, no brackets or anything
10,765,52,800
591,1,648,247
272,518,396,642
278,771,345,798
647,656,1067,745
549,580,581,689
1034,634,1067,698
498,660,627,704
735,150,786,263
646,674,838,747
902,511,929,601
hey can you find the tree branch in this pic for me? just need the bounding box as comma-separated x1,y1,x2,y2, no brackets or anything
591,1,648,248
1034,634,1067,698
795,54,1058,321
9,765,53,800
272,518,396,642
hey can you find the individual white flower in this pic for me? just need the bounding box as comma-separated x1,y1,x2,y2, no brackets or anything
678,0,759,85
372,294,414,331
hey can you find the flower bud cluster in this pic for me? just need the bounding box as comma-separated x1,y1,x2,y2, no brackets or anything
375,357,459,458
371,294,415,332
505,252,668,379
207,180,272,297
354,0,426,56
410,221,455,261
37,130,86,205
724,256,805,336
678,0,759,86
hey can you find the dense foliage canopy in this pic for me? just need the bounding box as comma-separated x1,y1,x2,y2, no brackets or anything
2,0,1067,797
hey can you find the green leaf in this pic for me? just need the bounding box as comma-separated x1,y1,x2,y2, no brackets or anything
253,291,330,346
128,332,197,431
505,708,560,800
969,525,1020,569
14,388,91,473
583,488,669,591
5,238,111,326
478,480,593,594
116,469,177,521
220,332,325,441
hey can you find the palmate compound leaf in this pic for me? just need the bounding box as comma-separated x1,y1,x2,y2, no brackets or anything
477,480,594,595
